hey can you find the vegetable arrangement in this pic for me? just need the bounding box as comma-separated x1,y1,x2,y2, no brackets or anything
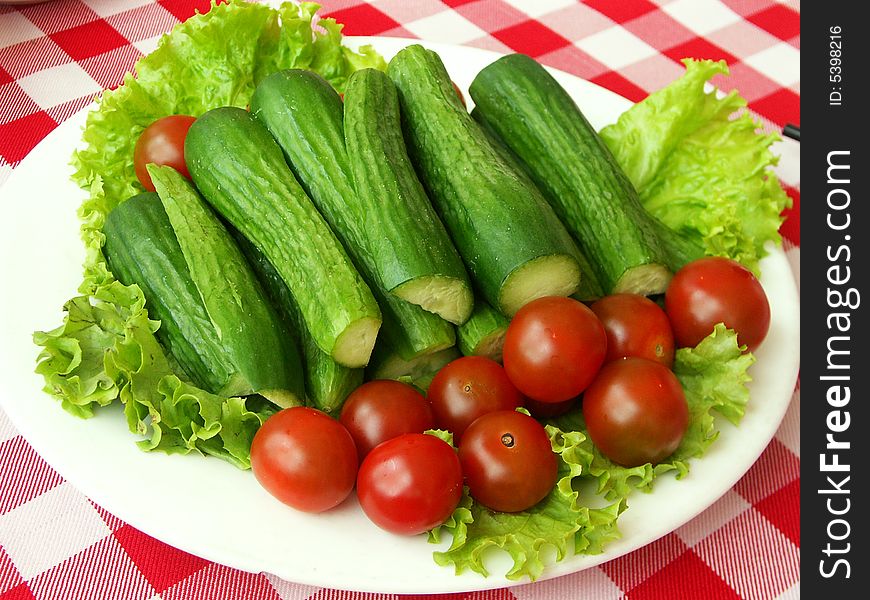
32,0,790,581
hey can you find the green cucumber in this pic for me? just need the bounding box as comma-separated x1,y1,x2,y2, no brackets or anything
387,45,582,317
367,344,460,392
569,248,606,302
456,299,510,362
184,106,381,368
102,193,240,396
472,108,605,301
375,290,455,360
234,232,363,414
148,165,304,408
649,217,706,273
343,68,473,324
250,69,455,358
469,53,674,295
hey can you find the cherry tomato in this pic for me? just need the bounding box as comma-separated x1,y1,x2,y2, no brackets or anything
665,257,770,351
458,410,557,513
133,115,196,192
427,356,524,441
357,433,463,535
590,293,675,368
250,407,358,513
583,357,689,467
339,379,434,459
502,296,607,403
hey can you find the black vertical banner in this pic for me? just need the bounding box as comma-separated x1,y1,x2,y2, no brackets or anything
802,4,866,596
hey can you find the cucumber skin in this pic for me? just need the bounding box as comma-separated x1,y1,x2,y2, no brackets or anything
367,344,460,393
235,232,363,415
250,70,455,359
184,106,381,367
386,45,581,315
344,68,473,324
456,299,509,361
103,192,235,393
649,217,706,273
469,54,671,294
148,165,304,403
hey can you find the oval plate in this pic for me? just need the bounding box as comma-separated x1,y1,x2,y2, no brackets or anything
0,37,800,594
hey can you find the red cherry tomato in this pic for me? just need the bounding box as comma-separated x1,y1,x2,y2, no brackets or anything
458,410,558,513
339,379,434,459
133,115,196,192
665,257,770,351
583,358,689,467
502,296,607,403
250,407,358,513
590,293,675,368
357,433,463,535
427,356,524,441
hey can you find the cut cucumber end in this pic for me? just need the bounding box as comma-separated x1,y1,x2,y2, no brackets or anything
613,264,672,296
259,389,304,409
467,329,509,363
331,317,382,368
368,346,461,388
499,254,582,317
392,276,474,325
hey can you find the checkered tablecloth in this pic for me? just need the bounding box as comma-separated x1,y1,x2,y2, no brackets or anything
0,1,800,598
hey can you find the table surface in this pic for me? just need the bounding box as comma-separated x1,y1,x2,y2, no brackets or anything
0,1,800,599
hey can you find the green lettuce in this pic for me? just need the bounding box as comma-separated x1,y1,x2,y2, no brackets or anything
432,326,753,579
34,0,385,467
600,59,791,275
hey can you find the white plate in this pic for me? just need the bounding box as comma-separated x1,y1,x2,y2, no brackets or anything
0,37,800,594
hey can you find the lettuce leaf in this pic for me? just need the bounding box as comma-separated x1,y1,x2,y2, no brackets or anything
600,59,791,275
34,0,384,468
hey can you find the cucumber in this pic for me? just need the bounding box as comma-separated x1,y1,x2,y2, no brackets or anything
367,344,460,392
101,193,242,397
234,232,363,414
569,248,606,302
148,165,304,408
103,192,231,393
387,45,582,317
184,106,381,368
469,53,672,295
649,217,706,273
343,68,473,325
250,69,455,359
375,288,455,360
456,299,510,362
472,108,605,301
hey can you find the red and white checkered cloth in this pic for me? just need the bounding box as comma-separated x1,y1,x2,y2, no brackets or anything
0,1,800,598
